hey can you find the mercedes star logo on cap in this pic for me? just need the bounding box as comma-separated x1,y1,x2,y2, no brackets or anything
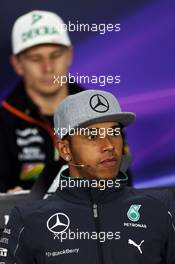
89,94,109,113
47,213,70,239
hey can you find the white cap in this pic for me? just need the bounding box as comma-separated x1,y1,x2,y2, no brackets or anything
12,10,71,54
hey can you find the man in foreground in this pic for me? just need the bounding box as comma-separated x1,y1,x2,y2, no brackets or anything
0,90,174,263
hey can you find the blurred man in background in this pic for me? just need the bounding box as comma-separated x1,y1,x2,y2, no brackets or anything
0,10,83,192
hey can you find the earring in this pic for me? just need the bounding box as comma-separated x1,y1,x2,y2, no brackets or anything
65,155,71,161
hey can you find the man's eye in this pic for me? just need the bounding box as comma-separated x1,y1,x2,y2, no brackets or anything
112,131,118,136
111,128,121,137
87,134,97,140
51,49,66,59
51,53,62,59
28,57,41,62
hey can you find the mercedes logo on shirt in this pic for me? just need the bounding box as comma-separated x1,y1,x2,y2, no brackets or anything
89,94,109,113
47,213,70,239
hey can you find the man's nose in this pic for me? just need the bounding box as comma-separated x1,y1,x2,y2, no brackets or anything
42,58,53,73
101,136,115,152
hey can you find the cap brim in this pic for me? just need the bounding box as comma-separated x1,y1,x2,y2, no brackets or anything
13,39,71,55
78,112,136,128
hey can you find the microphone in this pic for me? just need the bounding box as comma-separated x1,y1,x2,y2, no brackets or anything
65,156,89,168
69,162,85,167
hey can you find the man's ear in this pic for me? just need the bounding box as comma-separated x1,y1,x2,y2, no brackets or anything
10,55,24,76
67,47,73,67
56,139,71,161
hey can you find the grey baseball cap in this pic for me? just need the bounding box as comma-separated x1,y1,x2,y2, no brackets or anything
54,89,136,139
